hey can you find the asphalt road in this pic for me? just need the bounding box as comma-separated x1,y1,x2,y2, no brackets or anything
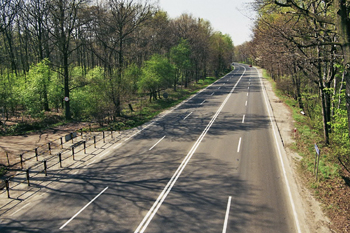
0,64,298,232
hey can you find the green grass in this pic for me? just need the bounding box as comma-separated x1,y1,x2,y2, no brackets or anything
96,76,218,132
262,69,339,181
1,76,219,136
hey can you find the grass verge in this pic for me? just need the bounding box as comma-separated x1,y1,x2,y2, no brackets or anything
262,69,350,232
1,76,219,135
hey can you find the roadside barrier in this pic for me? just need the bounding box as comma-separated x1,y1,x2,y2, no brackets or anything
43,160,47,176
1,126,121,198
35,148,38,161
26,169,30,186
58,153,62,168
5,179,9,198
1,128,115,169
72,147,75,160
20,154,23,169
5,151,10,166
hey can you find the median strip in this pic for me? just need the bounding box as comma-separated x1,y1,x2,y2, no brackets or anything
134,66,246,233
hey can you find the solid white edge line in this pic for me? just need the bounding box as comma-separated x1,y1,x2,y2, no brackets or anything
10,203,31,216
149,136,166,151
257,68,301,233
113,143,122,149
242,115,245,123
124,121,156,143
222,196,232,233
59,187,109,230
139,75,244,233
86,160,96,166
237,137,242,153
135,65,247,233
99,151,109,158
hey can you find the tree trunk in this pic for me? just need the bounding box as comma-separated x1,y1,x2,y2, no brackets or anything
4,30,17,75
320,84,330,145
173,72,177,91
158,89,161,99
338,70,345,109
324,81,332,126
43,82,50,111
336,0,350,138
64,50,71,120
116,31,123,117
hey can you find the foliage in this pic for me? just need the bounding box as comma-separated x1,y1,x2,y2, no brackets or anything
19,59,58,118
170,39,192,72
262,65,350,231
210,32,234,76
70,66,109,122
123,63,142,95
0,71,19,119
139,54,175,101
0,0,235,132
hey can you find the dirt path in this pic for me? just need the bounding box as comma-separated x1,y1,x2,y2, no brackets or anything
0,122,89,170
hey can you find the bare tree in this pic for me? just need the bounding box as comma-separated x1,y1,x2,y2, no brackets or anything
0,0,22,73
254,0,341,144
93,0,155,117
48,0,89,120
24,0,52,62
334,0,350,138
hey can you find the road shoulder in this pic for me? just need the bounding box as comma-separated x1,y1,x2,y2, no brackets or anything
260,68,332,233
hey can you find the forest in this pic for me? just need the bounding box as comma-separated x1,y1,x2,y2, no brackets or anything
0,0,234,132
1,0,350,230
234,0,350,230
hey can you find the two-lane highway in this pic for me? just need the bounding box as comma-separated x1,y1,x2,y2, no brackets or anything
0,64,299,233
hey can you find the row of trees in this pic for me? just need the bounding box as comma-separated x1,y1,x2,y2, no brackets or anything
0,0,234,124
235,0,350,152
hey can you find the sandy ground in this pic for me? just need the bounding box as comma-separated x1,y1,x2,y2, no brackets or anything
0,72,332,232
0,122,90,168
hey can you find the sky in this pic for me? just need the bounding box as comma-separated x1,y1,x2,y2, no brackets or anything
157,0,256,46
